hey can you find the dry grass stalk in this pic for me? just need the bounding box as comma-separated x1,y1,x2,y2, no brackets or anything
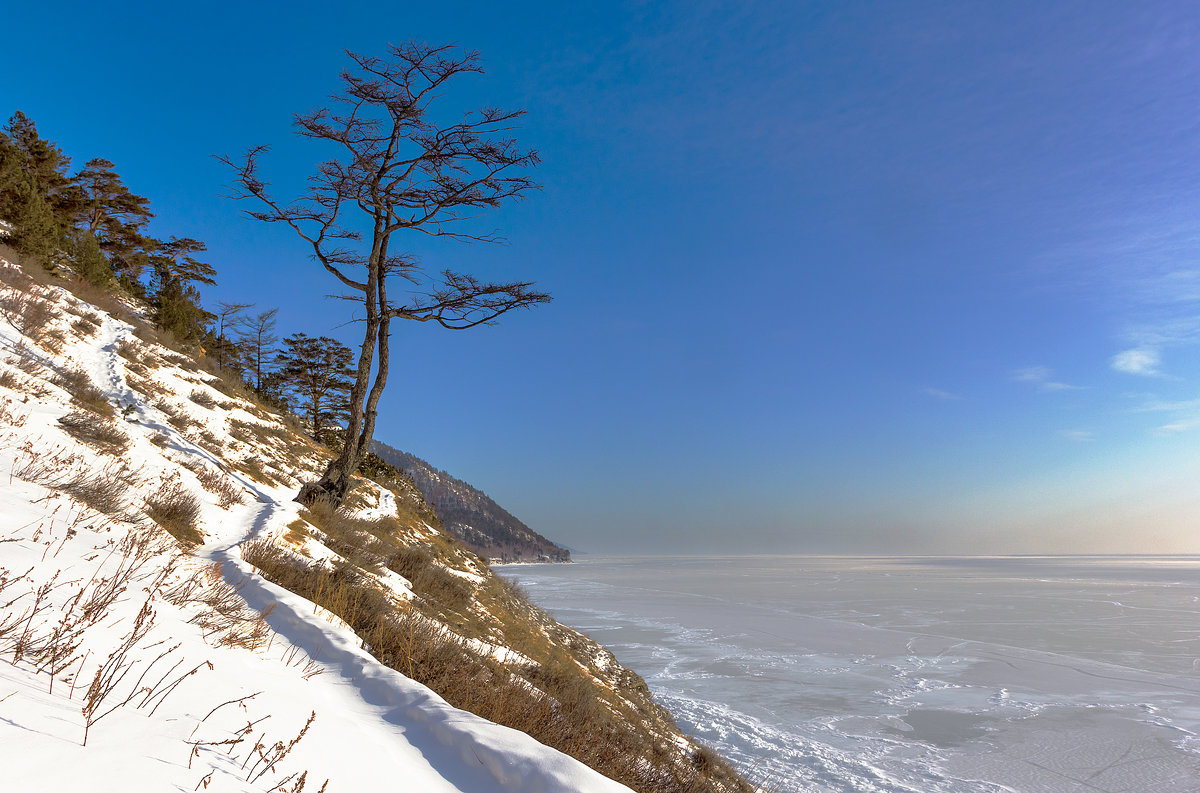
145,477,204,548
182,459,246,508
0,285,55,339
57,410,131,454
52,367,113,417
0,396,27,427
165,562,273,650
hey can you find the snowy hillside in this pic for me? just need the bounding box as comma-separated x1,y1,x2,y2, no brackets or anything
0,254,749,792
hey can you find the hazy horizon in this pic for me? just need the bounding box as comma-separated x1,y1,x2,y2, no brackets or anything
5,1,1200,554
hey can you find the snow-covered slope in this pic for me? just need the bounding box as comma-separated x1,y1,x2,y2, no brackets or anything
0,257,636,792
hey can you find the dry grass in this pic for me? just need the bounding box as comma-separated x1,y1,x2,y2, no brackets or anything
230,418,293,446
0,285,55,339
8,344,46,379
182,459,246,508
57,411,131,454
145,477,204,548
61,463,134,516
165,562,272,650
57,272,135,326
242,530,752,793
386,546,472,613
11,445,142,518
52,368,113,417
189,389,217,409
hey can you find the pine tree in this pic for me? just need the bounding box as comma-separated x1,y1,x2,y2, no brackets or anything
70,158,153,280
3,112,72,197
148,237,216,342
0,114,69,260
5,178,61,260
275,333,354,440
63,227,111,285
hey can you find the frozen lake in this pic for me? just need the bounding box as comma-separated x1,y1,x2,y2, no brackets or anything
498,556,1200,792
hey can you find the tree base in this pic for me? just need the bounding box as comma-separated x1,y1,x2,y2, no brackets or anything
295,475,352,509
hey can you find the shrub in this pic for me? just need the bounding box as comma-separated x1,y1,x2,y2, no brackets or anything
189,389,216,409
70,316,97,338
236,456,275,485
52,368,113,417
0,286,55,339
57,411,130,454
166,412,198,433
61,463,132,516
41,328,69,354
387,547,472,612
145,478,203,548
183,459,245,508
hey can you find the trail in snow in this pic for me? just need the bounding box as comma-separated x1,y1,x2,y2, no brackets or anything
0,279,634,793
79,311,634,793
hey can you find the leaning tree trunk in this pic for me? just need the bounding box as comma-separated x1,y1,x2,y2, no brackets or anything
356,274,393,462
296,230,387,508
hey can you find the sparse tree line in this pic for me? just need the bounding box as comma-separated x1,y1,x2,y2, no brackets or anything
0,111,357,440
0,111,215,342
1,41,550,509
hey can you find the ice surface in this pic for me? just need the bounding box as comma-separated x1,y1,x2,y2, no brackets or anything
502,555,1200,793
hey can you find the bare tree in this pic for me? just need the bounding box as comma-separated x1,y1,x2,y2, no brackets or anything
212,301,252,370
238,307,279,394
221,42,550,507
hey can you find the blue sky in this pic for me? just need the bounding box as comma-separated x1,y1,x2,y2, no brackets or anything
5,1,1200,553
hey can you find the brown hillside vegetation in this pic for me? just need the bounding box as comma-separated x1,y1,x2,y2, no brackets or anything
0,244,757,793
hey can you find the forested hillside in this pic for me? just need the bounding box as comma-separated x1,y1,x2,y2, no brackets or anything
372,441,571,563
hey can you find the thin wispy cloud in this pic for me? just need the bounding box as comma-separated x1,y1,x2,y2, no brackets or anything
1111,347,1162,376
1057,429,1095,442
1154,416,1200,435
921,387,961,401
1013,366,1052,383
1012,366,1083,392
1130,394,1200,435
1133,396,1200,413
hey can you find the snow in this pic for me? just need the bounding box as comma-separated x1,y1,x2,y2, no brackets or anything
0,265,634,793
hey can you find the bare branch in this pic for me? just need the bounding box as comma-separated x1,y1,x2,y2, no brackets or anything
219,41,548,508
